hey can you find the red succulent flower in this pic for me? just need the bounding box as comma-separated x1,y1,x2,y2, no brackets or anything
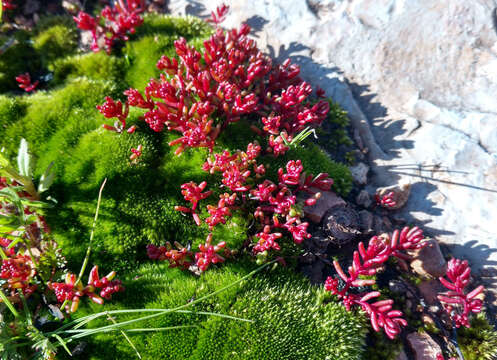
195,234,227,272
16,73,39,92
438,258,483,328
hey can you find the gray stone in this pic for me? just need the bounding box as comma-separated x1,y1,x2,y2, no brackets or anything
406,332,442,360
350,162,369,185
395,350,409,360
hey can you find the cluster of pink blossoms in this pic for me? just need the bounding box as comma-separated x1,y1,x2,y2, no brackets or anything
325,227,426,339
97,4,329,156
48,266,124,313
165,142,333,272
0,255,37,298
73,0,146,54
438,258,484,328
15,73,39,93
375,191,396,208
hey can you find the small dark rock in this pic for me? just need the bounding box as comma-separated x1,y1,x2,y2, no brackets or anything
373,215,391,233
389,279,406,294
323,205,361,246
24,0,40,15
300,261,325,284
358,209,374,232
305,230,331,253
355,190,372,208
299,252,316,264
417,279,446,305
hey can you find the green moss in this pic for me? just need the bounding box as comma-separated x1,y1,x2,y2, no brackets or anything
2,78,117,156
0,95,26,132
366,330,403,360
51,53,125,87
33,24,78,65
123,34,177,90
123,15,211,90
135,14,212,40
67,263,366,360
457,314,497,360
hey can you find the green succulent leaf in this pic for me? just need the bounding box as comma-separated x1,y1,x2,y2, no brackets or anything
38,162,55,193
17,138,33,178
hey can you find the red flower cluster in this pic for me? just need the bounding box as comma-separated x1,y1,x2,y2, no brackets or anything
324,227,427,339
73,0,146,53
146,241,193,270
16,73,39,93
0,255,37,297
2,0,16,10
207,4,229,25
147,236,228,272
375,191,396,208
195,234,227,272
97,4,329,156
48,265,123,313
174,181,212,226
0,237,15,256
437,258,483,328
172,143,332,261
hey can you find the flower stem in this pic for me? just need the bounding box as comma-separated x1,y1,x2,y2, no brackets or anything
75,178,107,287
0,287,19,318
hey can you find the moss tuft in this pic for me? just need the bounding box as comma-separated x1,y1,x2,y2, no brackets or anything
67,263,366,360
457,314,497,360
33,24,78,65
51,53,125,87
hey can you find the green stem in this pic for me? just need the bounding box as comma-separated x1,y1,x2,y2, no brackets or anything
107,313,142,359
75,178,107,287
60,310,252,334
68,325,197,340
49,308,253,336
0,287,19,318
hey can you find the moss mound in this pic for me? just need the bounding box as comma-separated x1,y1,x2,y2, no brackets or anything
457,314,497,360
68,263,366,360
